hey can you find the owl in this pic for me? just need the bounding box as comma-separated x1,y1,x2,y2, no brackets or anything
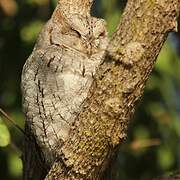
21,3,108,168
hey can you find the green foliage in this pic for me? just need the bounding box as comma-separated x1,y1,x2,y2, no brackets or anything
0,118,10,147
157,146,174,170
0,0,180,179
21,21,44,43
8,152,23,177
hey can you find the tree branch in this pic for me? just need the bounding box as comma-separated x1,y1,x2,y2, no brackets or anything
27,0,180,179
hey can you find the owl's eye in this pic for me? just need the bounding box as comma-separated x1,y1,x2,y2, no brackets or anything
75,30,81,38
99,31,105,37
71,28,81,38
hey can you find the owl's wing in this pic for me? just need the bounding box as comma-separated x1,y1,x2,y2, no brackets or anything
22,46,94,163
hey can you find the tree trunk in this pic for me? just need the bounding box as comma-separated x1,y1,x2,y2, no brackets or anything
21,0,179,179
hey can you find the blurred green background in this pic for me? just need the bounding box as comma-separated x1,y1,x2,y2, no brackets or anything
0,0,180,180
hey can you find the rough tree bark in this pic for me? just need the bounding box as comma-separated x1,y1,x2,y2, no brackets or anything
21,0,179,179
